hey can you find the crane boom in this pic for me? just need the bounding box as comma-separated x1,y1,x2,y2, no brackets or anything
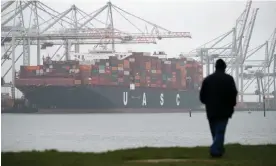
2,30,191,40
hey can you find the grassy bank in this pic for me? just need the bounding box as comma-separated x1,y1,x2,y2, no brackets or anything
2,144,276,166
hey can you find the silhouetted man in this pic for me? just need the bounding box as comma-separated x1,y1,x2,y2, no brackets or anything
199,59,238,158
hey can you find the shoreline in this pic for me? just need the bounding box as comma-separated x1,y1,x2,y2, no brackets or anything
2,144,276,166
2,108,276,114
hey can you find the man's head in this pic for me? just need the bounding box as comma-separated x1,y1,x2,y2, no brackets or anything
215,59,227,72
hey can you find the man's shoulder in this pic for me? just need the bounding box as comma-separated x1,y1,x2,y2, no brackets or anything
205,73,216,80
213,72,233,79
206,72,234,83
203,74,211,82
224,73,234,80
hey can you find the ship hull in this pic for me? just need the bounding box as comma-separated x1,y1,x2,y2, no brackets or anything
14,85,202,113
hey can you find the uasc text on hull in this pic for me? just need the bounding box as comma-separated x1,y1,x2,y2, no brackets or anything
17,85,201,111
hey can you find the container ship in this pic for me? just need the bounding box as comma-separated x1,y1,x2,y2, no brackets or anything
12,50,204,113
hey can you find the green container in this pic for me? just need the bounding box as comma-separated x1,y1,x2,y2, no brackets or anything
162,74,167,81
166,73,172,78
111,74,117,80
92,69,98,74
118,82,124,85
99,65,105,70
141,72,146,77
180,61,185,66
111,70,118,74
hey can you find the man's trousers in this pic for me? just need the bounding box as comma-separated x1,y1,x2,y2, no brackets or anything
208,118,229,157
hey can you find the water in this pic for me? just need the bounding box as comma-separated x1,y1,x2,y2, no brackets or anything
2,111,276,152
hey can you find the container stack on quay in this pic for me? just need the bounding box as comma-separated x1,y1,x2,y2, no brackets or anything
15,53,203,90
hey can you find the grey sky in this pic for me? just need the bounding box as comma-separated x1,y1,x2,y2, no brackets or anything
38,0,276,57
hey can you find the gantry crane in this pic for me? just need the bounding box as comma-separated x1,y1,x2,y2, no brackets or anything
182,0,254,79
180,0,276,107
242,29,276,101
239,7,259,103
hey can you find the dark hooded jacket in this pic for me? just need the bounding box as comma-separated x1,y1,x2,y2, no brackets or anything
199,59,238,120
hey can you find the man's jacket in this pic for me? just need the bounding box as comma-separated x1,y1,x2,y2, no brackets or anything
200,70,238,120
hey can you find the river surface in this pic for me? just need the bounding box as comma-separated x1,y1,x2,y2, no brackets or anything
2,111,276,152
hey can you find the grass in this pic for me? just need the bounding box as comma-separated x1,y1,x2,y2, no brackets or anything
2,144,276,166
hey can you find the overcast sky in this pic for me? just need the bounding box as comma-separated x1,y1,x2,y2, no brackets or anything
1,0,276,101
37,0,276,56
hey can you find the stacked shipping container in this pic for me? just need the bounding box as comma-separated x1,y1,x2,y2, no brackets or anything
88,57,131,86
20,60,80,79
16,53,203,90
184,59,203,90
18,59,81,86
43,59,80,78
19,66,44,78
